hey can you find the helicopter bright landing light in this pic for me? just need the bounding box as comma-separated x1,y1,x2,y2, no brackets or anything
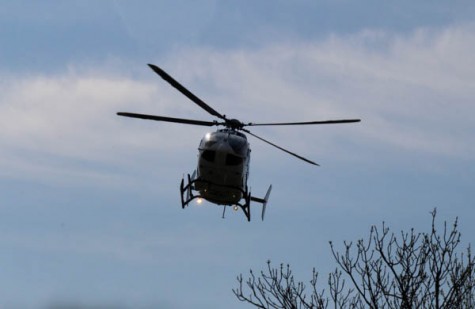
117,64,360,221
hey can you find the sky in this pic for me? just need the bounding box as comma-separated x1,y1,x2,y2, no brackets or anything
0,1,474,308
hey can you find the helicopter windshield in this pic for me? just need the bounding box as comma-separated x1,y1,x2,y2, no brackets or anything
228,136,247,155
200,131,248,155
201,132,219,148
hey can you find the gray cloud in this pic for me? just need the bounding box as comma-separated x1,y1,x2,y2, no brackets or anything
1,23,473,186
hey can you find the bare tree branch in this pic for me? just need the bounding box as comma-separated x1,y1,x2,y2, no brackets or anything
234,209,475,309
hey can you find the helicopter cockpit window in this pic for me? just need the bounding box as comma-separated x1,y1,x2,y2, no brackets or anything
229,137,247,156
226,154,243,166
201,132,221,148
201,150,216,162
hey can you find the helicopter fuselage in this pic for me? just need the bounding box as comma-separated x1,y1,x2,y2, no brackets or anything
193,129,250,205
118,63,360,220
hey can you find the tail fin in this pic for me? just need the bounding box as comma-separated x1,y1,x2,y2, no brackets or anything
261,185,272,221
250,185,272,221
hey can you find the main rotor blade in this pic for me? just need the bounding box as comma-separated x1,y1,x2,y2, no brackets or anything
117,112,218,126
242,129,319,166
148,64,226,120
246,119,361,127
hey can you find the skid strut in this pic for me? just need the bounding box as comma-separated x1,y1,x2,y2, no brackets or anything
179,173,271,221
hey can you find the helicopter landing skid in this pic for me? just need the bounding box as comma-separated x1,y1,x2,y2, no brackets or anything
179,173,272,221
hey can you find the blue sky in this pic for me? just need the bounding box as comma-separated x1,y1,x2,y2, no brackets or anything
1,1,474,308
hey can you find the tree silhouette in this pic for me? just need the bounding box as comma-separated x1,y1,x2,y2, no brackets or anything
234,210,474,308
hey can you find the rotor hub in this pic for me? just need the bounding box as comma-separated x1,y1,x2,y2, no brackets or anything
226,118,244,130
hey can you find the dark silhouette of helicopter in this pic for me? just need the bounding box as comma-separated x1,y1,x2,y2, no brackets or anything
118,64,360,221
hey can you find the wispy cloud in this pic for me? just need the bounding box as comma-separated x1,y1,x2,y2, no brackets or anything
1,23,473,185
0,72,198,186
162,23,475,160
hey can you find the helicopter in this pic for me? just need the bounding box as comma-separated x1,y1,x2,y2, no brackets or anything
117,64,360,221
